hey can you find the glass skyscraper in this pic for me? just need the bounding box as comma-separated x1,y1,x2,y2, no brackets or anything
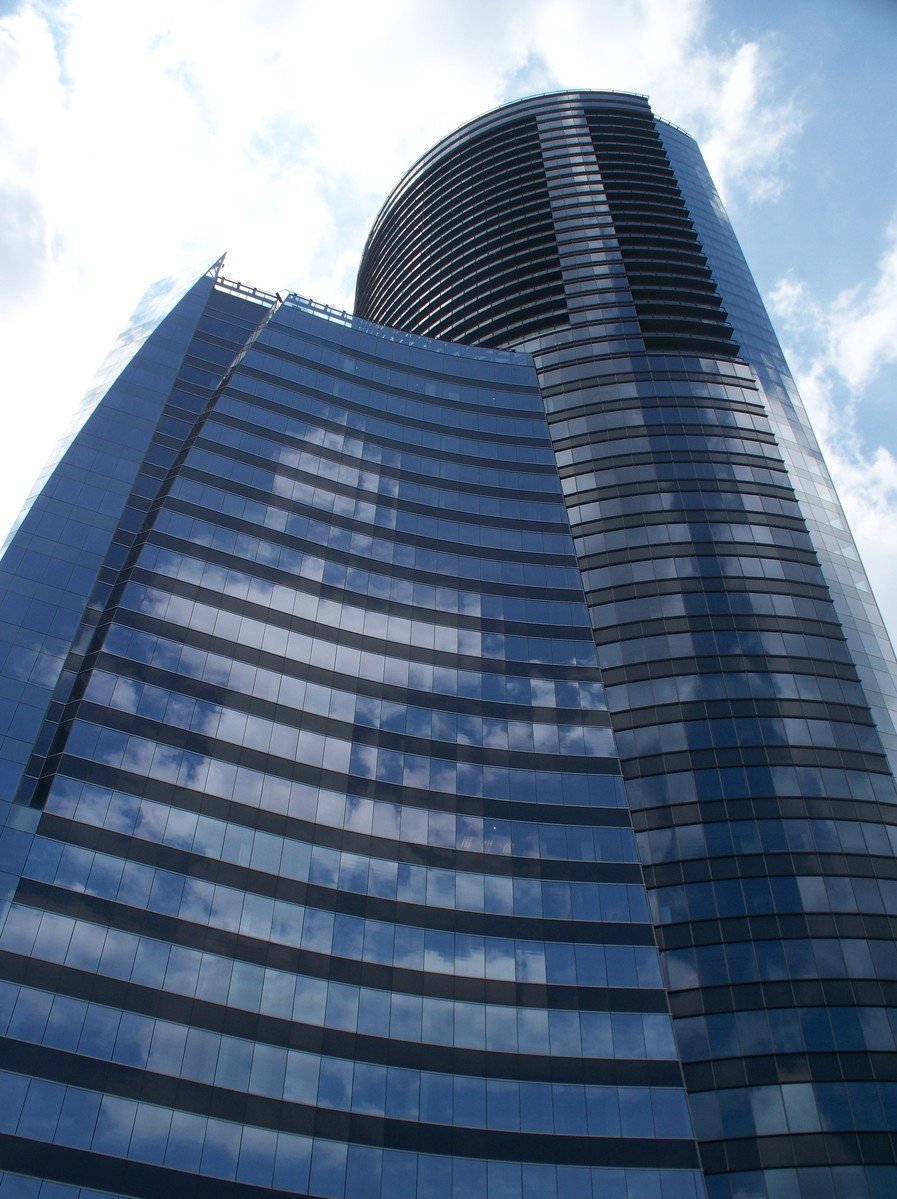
0,90,894,1199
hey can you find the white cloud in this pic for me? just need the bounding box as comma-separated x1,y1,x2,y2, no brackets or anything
531,2,802,204
769,220,897,641
0,0,801,549
826,220,897,391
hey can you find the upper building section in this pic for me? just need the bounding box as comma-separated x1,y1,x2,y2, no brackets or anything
355,90,738,358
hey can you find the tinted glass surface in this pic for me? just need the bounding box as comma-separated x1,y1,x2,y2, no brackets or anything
0,284,702,1198
355,89,897,1199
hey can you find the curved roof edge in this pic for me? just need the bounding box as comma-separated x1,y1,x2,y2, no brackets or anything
356,89,695,287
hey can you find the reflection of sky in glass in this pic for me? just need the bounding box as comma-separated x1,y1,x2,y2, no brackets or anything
0,283,706,1196
1,258,218,556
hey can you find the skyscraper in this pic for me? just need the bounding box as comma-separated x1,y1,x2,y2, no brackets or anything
0,90,893,1199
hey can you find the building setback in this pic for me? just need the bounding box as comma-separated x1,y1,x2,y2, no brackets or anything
0,90,893,1199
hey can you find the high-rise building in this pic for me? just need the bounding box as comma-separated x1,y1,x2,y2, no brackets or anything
0,90,894,1199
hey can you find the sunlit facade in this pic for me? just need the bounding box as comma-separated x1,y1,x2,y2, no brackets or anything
0,268,703,1197
0,90,894,1199
356,91,897,1199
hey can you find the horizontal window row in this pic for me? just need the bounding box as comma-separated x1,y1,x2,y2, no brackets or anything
145,508,582,618
0,1170,132,1199
262,310,535,386
575,520,813,560
690,1078,897,1141
186,445,566,537
594,617,846,661
0,981,692,1139
537,347,754,391
653,872,897,927
146,522,589,625
155,502,586,593
361,178,557,288
623,744,888,789
666,934,897,993
565,487,804,526
232,349,552,448
261,332,534,398
556,455,788,492
561,414,777,455
28,805,652,935
43,783,641,906
676,1003,897,1063
83,668,613,760
63,714,619,814
590,590,839,633
173,471,574,557
238,326,549,424
22,839,653,978
534,326,752,376
607,669,866,715
551,401,772,442
47,767,632,879
1,907,677,1057
205,410,561,503
206,404,560,493
556,430,777,470
583,550,824,596
362,182,556,294
359,239,562,343
0,1069,706,1194
596,626,852,672
218,384,554,467
399,274,566,351
103,622,607,721
192,436,566,524
135,544,592,649
624,760,895,809
615,714,880,760
249,333,544,413
552,399,768,434
639,815,897,867
167,485,576,583
122,579,596,672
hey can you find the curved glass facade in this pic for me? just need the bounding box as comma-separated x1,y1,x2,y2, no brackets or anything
4,89,897,1199
0,274,703,1196
356,91,897,1199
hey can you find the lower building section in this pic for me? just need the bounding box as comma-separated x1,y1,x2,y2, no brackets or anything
0,274,703,1197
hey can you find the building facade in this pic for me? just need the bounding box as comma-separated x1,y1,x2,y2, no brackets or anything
0,268,703,1197
0,90,893,1199
356,92,897,1199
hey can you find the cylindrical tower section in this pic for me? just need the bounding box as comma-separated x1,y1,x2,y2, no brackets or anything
357,91,897,1199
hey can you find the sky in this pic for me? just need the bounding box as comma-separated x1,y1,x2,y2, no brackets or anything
1,0,896,634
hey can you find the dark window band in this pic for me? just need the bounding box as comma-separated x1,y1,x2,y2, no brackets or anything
14,880,661,1005
70,700,618,780
56,755,634,844
1,1035,698,1166
0,949,673,1079
36,812,646,942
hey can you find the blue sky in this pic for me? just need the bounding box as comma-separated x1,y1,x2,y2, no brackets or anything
1,0,895,634
715,0,897,294
710,0,897,441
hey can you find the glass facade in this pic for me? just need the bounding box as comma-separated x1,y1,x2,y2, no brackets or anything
356,92,897,1199
0,272,703,1195
3,89,896,1199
